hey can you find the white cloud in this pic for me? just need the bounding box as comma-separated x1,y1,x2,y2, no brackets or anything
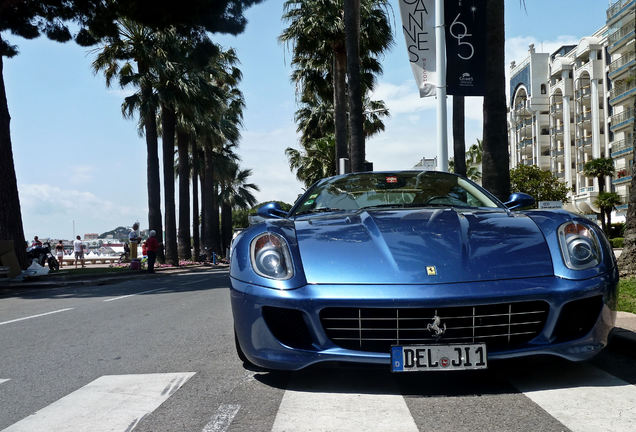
69,164,95,184
239,126,307,205
19,184,144,240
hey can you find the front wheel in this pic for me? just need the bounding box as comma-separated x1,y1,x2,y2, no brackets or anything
48,257,60,271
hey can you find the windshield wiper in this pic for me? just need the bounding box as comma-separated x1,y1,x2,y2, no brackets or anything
294,207,347,215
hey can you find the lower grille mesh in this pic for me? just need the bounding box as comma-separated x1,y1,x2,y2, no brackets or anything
320,301,549,353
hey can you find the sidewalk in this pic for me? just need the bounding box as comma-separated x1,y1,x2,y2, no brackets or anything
0,263,229,291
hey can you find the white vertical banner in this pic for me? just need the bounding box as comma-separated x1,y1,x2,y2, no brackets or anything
399,0,436,97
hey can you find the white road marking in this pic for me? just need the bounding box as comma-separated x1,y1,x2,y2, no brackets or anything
0,308,74,326
103,288,164,302
1,372,195,432
271,386,418,432
510,362,636,432
201,404,240,432
0,379,9,385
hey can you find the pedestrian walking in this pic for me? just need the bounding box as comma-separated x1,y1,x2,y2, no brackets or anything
128,222,141,259
145,230,160,273
73,235,85,268
55,240,65,268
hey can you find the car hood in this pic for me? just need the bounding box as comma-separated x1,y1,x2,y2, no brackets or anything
293,208,553,284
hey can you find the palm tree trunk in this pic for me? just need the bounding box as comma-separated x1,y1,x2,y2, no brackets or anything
344,0,365,172
453,96,467,177
199,149,206,251
177,130,191,260
142,99,164,263
161,103,178,266
333,45,348,173
210,156,221,255
481,0,510,201
203,144,216,257
221,201,232,256
192,144,200,262
0,49,27,268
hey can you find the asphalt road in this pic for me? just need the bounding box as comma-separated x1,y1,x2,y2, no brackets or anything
0,270,635,432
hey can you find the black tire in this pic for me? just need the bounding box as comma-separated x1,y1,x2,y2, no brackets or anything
48,257,60,271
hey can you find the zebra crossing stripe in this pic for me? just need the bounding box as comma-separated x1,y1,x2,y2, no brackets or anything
510,362,636,432
1,372,195,432
201,404,240,432
271,380,418,432
0,379,9,385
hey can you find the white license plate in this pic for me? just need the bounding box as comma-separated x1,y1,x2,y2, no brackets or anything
391,343,487,372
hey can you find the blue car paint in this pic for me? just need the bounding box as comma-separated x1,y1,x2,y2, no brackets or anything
229,173,618,370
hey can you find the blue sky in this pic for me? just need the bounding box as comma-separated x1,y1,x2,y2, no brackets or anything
4,0,608,240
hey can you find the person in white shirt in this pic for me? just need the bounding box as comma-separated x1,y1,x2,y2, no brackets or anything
73,235,85,268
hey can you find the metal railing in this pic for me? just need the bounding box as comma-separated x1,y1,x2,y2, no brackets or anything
611,137,634,157
550,103,563,113
576,87,591,98
576,137,593,147
607,0,634,20
551,127,564,134
610,108,635,130
608,20,636,46
609,51,635,74
610,80,636,101
577,112,592,123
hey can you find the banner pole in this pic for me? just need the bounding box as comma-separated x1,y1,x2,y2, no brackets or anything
435,0,448,172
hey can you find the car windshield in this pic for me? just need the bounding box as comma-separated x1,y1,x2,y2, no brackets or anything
292,171,501,215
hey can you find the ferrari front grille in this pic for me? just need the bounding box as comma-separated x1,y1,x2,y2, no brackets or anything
320,301,549,353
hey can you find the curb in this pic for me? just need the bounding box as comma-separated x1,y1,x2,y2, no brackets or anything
0,265,229,291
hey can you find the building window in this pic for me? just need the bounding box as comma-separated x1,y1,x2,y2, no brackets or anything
541,84,547,94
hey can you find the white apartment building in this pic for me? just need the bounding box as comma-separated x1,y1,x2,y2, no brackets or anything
607,0,635,217
508,0,634,220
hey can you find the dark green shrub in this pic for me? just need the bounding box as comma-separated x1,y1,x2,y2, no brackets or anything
610,237,624,248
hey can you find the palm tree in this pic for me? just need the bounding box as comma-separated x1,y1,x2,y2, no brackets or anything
286,135,336,187
583,158,615,194
481,0,510,201
595,192,622,234
280,0,393,172
219,163,259,254
92,19,164,262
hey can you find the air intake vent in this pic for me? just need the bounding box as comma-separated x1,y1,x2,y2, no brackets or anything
320,301,549,353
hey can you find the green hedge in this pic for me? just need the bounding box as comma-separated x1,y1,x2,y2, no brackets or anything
610,237,624,248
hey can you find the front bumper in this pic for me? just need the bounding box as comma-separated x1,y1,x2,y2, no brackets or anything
230,271,618,371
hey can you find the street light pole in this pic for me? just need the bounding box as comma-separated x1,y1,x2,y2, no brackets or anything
435,0,448,172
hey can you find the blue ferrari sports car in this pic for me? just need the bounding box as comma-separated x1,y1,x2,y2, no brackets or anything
229,171,618,371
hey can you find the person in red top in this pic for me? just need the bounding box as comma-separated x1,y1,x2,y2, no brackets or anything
31,236,43,248
145,230,160,273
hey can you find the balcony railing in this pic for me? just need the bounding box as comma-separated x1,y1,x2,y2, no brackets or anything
610,108,635,131
609,51,635,75
551,127,564,135
610,81,636,102
579,186,595,193
613,175,633,185
522,159,534,166
576,87,591,98
550,103,563,113
551,149,565,157
576,137,593,147
520,138,533,148
608,20,636,43
555,172,565,179
515,101,527,111
607,0,634,20
576,112,592,123
611,137,634,157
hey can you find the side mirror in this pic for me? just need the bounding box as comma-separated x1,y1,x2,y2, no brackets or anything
257,202,288,219
504,192,535,210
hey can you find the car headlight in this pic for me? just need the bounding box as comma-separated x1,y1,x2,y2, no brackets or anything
250,232,294,280
557,222,601,270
